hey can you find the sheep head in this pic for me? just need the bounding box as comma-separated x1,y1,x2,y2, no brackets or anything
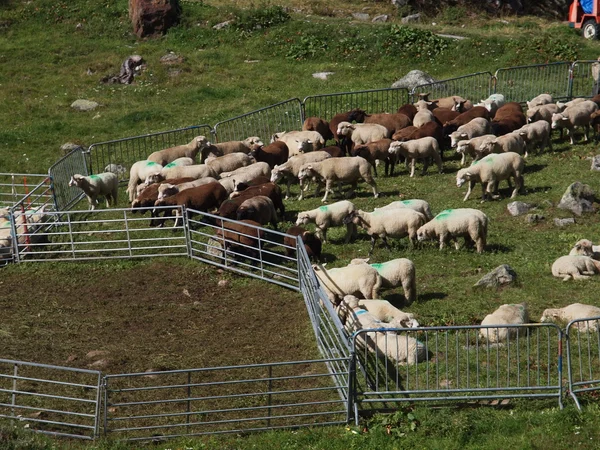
295,212,310,226
342,295,360,309
68,174,85,187
270,167,283,183
193,135,210,149
297,165,314,181
416,225,433,242
342,210,358,225
456,170,470,187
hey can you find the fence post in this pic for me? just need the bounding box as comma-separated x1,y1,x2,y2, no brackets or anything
186,371,192,425
67,213,75,259
347,351,356,425
103,377,109,437
9,211,19,264
11,363,18,418
267,365,272,428
93,372,103,439
124,209,132,258
568,63,575,100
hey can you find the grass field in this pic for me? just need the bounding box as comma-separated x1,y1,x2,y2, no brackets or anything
4,0,600,448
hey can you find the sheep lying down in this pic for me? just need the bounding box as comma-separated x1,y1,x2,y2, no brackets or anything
479,303,529,344
541,303,600,332
551,255,600,281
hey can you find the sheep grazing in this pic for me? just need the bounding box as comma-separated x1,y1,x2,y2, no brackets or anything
303,116,334,142
214,219,265,259
312,263,382,305
526,103,562,124
250,141,289,169
344,208,427,254
205,153,255,177
157,177,219,200
68,173,118,211
364,112,412,136
478,133,527,159
374,199,433,221
199,136,264,162
551,100,599,144
296,200,357,243
357,299,419,327
479,303,529,344
449,117,492,148
126,160,164,202
270,151,331,200
490,102,526,136
541,303,600,332
297,156,379,203
526,93,553,110
477,94,506,117
441,106,490,136
272,130,325,157
236,195,278,229
454,134,497,166
456,152,524,202
569,239,600,260
336,121,389,150
350,258,417,305
350,138,395,176
551,255,600,281
514,121,552,155
219,162,271,184
283,225,322,262
417,208,488,253
147,136,209,166
388,137,443,177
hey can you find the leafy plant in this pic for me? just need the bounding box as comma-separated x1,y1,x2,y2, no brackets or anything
286,33,329,60
233,4,290,32
365,408,419,438
380,25,450,61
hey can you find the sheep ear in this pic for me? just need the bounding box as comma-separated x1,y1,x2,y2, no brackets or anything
306,164,313,170
465,171,472,177
307,140,312,144
348,124,356,130
460,133,467,138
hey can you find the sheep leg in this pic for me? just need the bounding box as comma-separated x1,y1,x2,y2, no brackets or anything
463,181,474,202
285,179,292,200
584,124,590,142
460,152,466,167
571,273,591,280
421,158,429,176
344,223,356,244
368,235,378,256
316,227,327,243
409,159,416,178
321,180,333,203
438,233,447,251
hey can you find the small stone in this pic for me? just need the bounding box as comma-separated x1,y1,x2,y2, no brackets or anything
66,354,78,363
313,72,334,80
372,14,388,23
88,359,109,369
474,264,517,288
213,20,232,30
525,213,544,224
591,155,600,171
244,60,260,63
61,143,84,155
218,279,230,288
71,99,99,112
401,13,421,24
554,218,576,227
507,201,532,216
160,52,183,65
352,13,370,21
143,369,159,378
182,288,191,297
86,350,109,359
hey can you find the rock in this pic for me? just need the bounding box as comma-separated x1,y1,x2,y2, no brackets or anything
554,218,575,227
61,143,84,155
436,33,467,40
65,354,78,363
88,358,110,369
507,201,532,216
104,163,127,175
213,20,232,30
401,13,421,24
86,350,109,359
160,52,183,65
313,72,334,80
71,99,99,112
218,279,230,288
474,264,517,288
129,0,181,38
557,182,596,216
392,69,437,90
352,13,370,21
372,14,389,23
525,213,544,224
591,155,600,171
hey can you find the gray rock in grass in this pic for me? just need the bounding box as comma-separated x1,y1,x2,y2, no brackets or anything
71,99,99,112
557,181,596,216
474,264,517,288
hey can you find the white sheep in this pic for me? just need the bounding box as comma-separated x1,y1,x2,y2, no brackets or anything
569,239,600,260
68,173,118,210
296,200,357,243
477,94,505,116
479,303,529,344
417,208,488,253
541,303,600,332
199,137,264,162
336,121,389,147
350,258,417,305
456,152,524,202
218,162,271,183
157,177,219,200
526,94,553,109
556,97,588,109
205,153,254,177
478,133,527,159
148,164,217,185
388,137,443,177
449,117,492,148
344,208,426,254
312,263,382,305
272,130,324,157
373,199,433,221
514,121,552,155
297,156,378,203
454,134,497,167
412,108,435,128
126,160,164,202
147,136,209,166
551,101,599,144
357,299,420,327
551,255,600,281
270,151,331,200
133,157,196,195
526,103,561,124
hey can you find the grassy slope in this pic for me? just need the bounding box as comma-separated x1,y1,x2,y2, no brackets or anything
3,0,600,448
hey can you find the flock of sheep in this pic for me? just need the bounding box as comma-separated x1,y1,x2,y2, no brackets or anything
47,90,600,366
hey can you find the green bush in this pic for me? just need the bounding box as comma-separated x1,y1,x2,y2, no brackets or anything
233,5,290,32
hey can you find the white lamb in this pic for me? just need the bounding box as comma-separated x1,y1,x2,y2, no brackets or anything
551,101,599,144
456,152,524,202
454,134,497,167
68,173,118,210
358,299,420,327
336,121,389,146
412,109,435,128
449,117,492,148
312,264,382,305
296,200,357,243
479,303,529,344
270,151,331,200
569,239,600,260
219,162,271,183
526,94,553,109
477,94,505,116
205,153,255,177
388,137,443,177
374,199,434,221
350,258,417,305
126,160,164,202
551,255,600,281
157,177,219,200
541,303,600,332
147,136,209,166
148,164,217,184
272,130,325,157
478,133,527,159
417,208,488,253
514,121,552,155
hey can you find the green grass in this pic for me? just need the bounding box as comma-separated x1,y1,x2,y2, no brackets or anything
4,0,600,447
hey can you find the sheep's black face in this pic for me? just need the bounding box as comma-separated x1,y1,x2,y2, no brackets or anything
342,212,356,225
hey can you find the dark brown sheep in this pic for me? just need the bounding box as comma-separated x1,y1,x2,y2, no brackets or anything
351,138,395,176
442,106,490,136
250,141,289,169
131,177,196,226
284,226,322,262
364,112,412,136
432,107,460,126
491,102,526,136
396,104,417,121
302,117,333,142
218,182,284,219
329,108,367,154
321,145,345,158
392,126,418,141
214,219,265,259
236,195,278,229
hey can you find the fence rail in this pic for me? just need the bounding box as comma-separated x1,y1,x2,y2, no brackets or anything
0,174,53,209
565,316,600,410
410,72,493,104
494,62,573,103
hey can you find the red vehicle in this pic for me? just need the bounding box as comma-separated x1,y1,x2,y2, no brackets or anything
569,0,600,39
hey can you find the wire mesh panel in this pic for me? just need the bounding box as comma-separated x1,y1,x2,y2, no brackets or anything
494,62,573,103
0,174,53,209
569,60,599,99
303,88,410,123
565,317,600,410
351,324,563,419
86,125,213,181
10,206,188,263
103,360,348,441
213,99,303,145
0,359,102,440
410,72,494,104
186,209,300,290
47,149,89,212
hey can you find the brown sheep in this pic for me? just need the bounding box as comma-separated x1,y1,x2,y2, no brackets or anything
364,112,412,136
350,138,395,176
236,195,278,229
284,225,322,262
218,182,284,219
396,104,417,121
442,106,490,137
432,107,460,126
329,108,367,154
491,102,526,136
303,117,334,142
250,141,289,169
131,177,196,226
321,145,345,158
214,219,265,259
392,126,418,141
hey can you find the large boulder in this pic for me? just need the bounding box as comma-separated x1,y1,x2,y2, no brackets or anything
474,264,517,288
129,0,181,38
392,70,437,90
557,182,596,216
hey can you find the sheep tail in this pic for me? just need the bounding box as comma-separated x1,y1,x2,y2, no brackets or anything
371,274,383,300
402,266,417,305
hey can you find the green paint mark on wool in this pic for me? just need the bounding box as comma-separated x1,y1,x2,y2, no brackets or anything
435,209,453,220
146,161,159,167
318,206,328,212
164,163,177,169
400,200,414,205
370,262,386,273
89,175,100,180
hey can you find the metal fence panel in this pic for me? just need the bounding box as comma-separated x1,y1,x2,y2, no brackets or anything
186,209,300,290
410,72,494,104
351,324,563,419
303,88,410,122
569,60,599,99
494,62,573,103
47,149,89,212
103,360,348,441
213,99,303,145
10,206,188,263
565,316,600,410
0,359,102,440
0,174,53,209
86,125,214,181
